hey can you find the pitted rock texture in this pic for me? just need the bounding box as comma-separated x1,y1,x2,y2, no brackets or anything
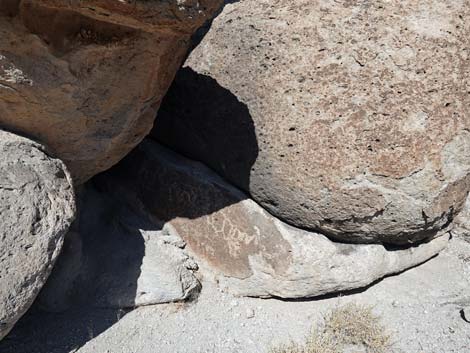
153,0,470,244
0,130,75,340
0,0,223,184
99,139,449,298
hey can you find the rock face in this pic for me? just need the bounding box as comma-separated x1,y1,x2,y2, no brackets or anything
454,196,470,238
97,139,449,298
0,130,75,340
0,0,223,184
39,182,200,311
153,0,470,244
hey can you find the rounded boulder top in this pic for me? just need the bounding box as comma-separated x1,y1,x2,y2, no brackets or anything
154,0,470,244
0,0,223,184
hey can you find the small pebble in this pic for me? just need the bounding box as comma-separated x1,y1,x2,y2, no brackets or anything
246,308,255,319
462,307,470,322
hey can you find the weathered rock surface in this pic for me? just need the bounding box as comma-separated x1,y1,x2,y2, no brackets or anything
0,0,223,184
0,130,75,340
39,182,200,311
454,196,470,239
98,139,449,298
153,0,470,244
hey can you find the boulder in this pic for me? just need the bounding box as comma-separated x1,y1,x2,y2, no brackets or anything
97,139,449,298
0,130,75,340
153,0,470,244
0,0,223,184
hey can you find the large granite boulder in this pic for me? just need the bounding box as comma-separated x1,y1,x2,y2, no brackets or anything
153,0,470,244
0,130,75,340
0,0,223,184
94,139,449,298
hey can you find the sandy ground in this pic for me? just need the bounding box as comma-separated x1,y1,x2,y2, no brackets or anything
1,235,469,353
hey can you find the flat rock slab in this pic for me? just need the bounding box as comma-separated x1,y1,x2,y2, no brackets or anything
38,182,200,311
0,0,222,184
100,139,449,298
153,0,470,244
0,130,75,340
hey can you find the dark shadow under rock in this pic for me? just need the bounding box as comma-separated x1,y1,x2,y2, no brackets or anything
0,305,129,353
152,66,259,192
38,180,201,312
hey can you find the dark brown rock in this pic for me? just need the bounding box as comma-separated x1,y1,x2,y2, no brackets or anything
0,0,223,184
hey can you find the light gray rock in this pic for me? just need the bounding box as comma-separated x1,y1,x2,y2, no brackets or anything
0,130,75,340
99,139,449,298
133,227,200,307
39,182,200,310
153,0,470,245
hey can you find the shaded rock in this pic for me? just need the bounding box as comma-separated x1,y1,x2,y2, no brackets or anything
97,139,449,298
0,0,223,184
39,182,200,311
0,130,75,340
37,230,83,312
153,0,470,244
453,196,470,239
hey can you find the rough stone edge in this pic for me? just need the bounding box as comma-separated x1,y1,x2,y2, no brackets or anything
0,129,76,340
